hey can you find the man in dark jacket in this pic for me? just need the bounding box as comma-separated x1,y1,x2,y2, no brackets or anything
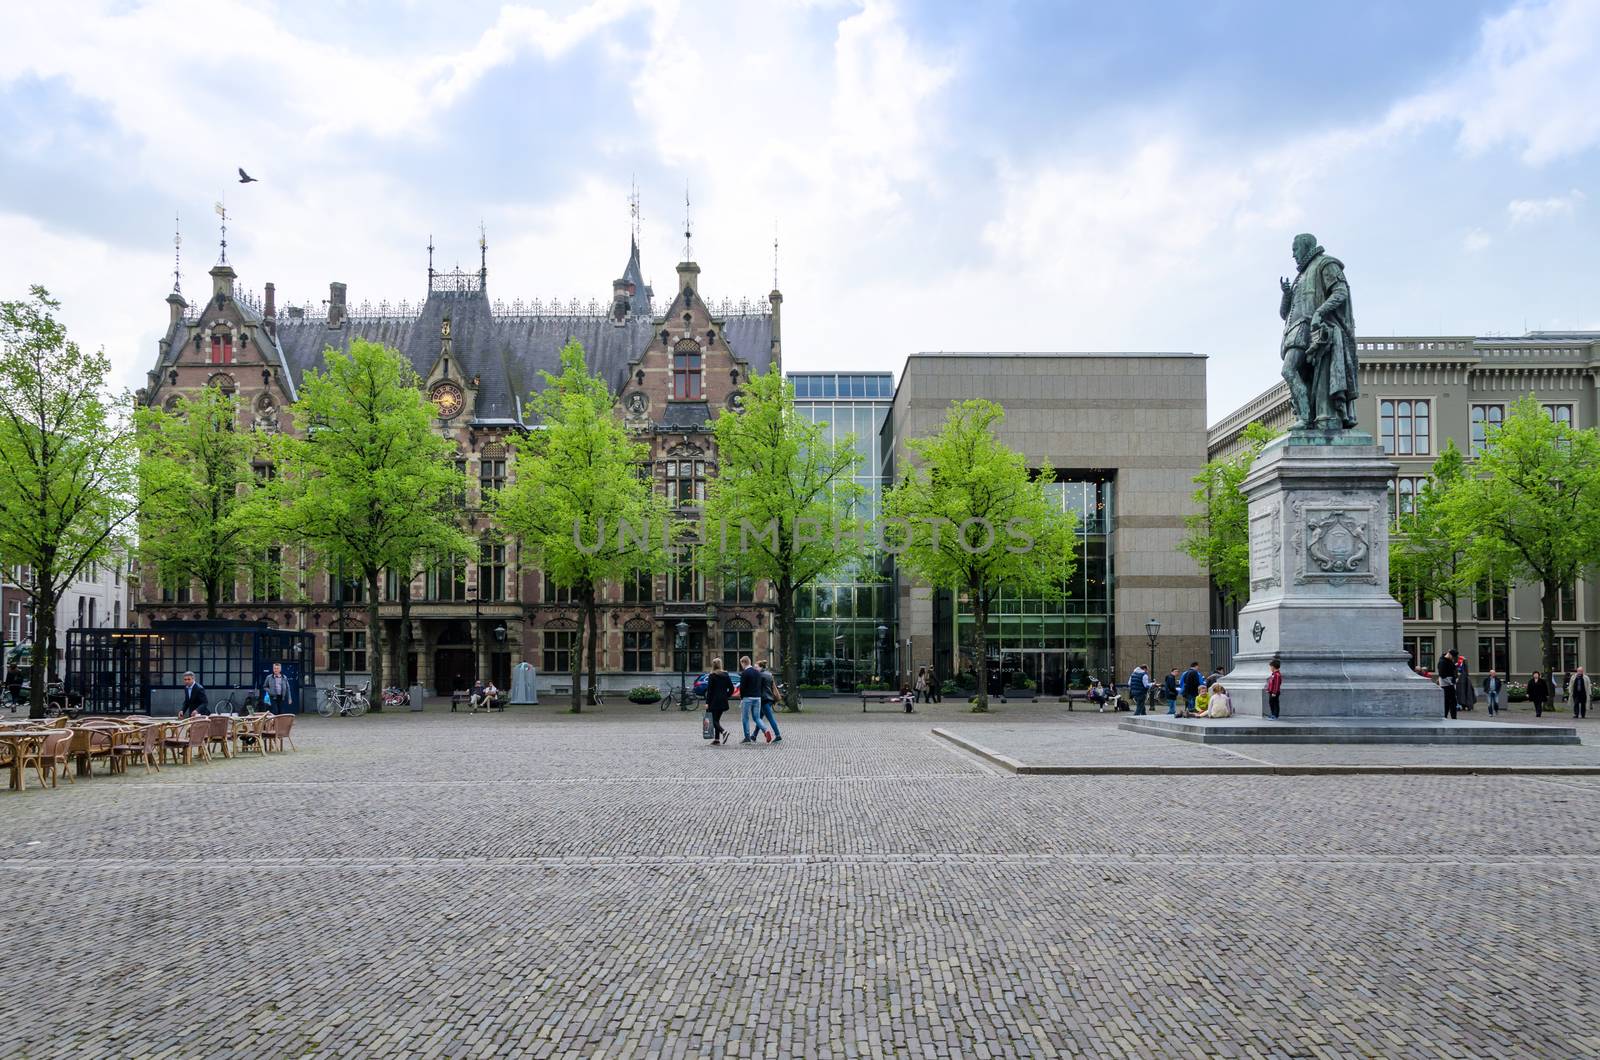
1482,670,1502,716
738,657,767,743
1181,663,1203,714
260,662,293,713
758,660,783,743
1163,669,1180,715
1528,670,1550,718
1572,667,1590,720
181,671,209,716
1436,650,1458,719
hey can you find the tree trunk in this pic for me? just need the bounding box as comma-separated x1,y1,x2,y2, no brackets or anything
365,569,384,710
205,578,219,620
568,612,583,714
1540,582,1557,678
397,577,414,695
972,585,990,712
1448,597,1460,655
28,596,53,720
778,575,799,711
584,583,599,707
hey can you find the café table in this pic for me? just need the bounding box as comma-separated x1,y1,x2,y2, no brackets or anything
0,729,53,792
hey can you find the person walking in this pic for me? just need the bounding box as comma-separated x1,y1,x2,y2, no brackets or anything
1454,668,1477,717
1528,670,1550,718
260,662,293,714
1128,664,1150,716
757,660,783,743
914,667,929,704
1436,649,1458,719
1266,657,1283,719
181,671,209,716
1572,666,1590,720
704,658,735,745
1163,668,1180,715
737,656,767,743
1482,669,1502,717
1180,663,1203,715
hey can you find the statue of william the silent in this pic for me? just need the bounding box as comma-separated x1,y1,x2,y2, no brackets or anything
1279,233,1358,431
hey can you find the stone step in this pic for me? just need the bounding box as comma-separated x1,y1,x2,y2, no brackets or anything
1120,715,1581,745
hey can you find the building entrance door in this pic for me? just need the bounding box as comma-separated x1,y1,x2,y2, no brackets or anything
435,649,475,695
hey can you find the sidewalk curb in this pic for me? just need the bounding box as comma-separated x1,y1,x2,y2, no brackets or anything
930,728,1600,776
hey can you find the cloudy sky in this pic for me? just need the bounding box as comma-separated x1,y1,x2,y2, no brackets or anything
3,0,1597,423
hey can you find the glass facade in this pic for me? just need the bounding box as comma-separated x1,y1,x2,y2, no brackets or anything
790,372,893,691
952,477,1116,696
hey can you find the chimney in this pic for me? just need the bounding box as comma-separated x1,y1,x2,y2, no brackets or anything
327,281,346,328
210,263,237,302
167,291,187,328
263,282,277,338
676,261,701,305
611,277,632,322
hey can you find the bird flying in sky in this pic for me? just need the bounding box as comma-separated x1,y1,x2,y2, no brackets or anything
238,168,258,183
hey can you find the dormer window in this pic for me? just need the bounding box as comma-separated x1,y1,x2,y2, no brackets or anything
210,334,233,365
672,341,702,400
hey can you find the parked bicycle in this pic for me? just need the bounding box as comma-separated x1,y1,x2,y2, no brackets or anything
42,682,82,720
318,684,370,717
381,686,410,709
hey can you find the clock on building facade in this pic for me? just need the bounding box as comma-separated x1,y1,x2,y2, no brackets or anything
431,381,464,419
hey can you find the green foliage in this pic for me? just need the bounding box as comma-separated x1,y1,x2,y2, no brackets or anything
1440,395,1600,674
272,338,471,700
0,286,139,717
135,386,271,617
700,366,871,710
882,399,1079,710
627,685,662,704
1179,421,1279,609
494,342,669,712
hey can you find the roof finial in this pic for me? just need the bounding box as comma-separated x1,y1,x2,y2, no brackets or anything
629,176,642,248
478,221,487,275
427,233,435,283
213,199,228,265
773,220,780,290
683,184,693,261
172,213,183,295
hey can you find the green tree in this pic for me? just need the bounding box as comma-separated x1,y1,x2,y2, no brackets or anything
882,399,1079,711
1441,395,1600,675
1391,439,1469,651
0,287,139,718
700,367,871,711
494,342,668,713
1179,421,1279,621
272,339,469,706
135,385,269,618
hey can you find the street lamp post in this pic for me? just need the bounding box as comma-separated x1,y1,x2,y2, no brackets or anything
1145,617,1161,682
676,620,689,711
335,558,347,690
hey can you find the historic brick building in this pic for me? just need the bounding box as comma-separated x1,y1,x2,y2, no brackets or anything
135,239,781,695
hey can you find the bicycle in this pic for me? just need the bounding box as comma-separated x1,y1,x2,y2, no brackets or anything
318,684,369,717
658,687,678,711
42,683,82,720
381,686,410,710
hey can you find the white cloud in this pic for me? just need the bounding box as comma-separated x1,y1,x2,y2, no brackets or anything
1507,189,1585,224
1462,228,1493,253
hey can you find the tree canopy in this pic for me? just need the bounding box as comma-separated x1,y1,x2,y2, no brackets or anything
700,366,870,710
494,342,668,712
1179,421,1279,615
0,286,139,717
882,399,1078,711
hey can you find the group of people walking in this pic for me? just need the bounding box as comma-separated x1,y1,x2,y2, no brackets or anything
1434,649,1589,720
702,656,783,745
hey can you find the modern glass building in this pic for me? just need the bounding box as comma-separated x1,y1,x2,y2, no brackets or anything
789,371,895,691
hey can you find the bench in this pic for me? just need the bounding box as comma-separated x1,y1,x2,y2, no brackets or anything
450,691,504,713
861,690,913,714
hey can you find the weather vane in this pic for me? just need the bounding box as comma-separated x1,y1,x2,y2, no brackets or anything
213,199,228,265
172,213,183,295
773,221,780,290
629,177,642,247
683,185,693,261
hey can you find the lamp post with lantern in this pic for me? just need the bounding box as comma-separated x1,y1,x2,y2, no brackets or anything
676,620,689,711
1145,617,1161,682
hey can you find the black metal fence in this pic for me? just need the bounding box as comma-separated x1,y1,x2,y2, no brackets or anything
65,620,316,715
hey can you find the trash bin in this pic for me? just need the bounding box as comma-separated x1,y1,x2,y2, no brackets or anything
409,684,426,712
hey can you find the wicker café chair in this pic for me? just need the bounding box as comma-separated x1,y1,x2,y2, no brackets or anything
111,723,161,775
261,714,296,753
206,716,232,760
234,713,269,756
23,730,74,788
75,720,127,775
161,717,204,766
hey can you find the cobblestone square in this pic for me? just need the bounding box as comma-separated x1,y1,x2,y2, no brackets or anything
3,703,1597,1057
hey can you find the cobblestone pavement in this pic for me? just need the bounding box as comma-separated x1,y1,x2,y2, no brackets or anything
3,704,1598,1058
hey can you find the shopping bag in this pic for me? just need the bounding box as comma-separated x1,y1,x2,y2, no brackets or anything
702,710,714,740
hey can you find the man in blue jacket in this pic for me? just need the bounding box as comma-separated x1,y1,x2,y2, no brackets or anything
1127,665,1150,715
1180,663,1203,714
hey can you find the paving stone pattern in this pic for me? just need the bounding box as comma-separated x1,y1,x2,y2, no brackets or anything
3,704,1598,1058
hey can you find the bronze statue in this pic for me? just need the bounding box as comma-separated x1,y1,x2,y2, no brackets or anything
1279,233,1358,430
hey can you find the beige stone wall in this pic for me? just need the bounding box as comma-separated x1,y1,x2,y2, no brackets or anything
889,354,1211,677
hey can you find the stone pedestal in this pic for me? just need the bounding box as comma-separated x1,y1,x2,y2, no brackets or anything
1223,431,1440,718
